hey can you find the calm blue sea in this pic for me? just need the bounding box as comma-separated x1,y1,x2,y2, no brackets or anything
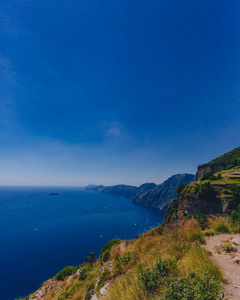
0,186,165,300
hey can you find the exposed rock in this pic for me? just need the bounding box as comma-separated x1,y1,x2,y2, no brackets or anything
195,165,224,181
133,174,195,210
86,174,194,211
100,282,110,296
85,252,97,263
195,146,240,181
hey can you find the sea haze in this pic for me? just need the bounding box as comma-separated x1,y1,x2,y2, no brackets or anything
0,186,165,300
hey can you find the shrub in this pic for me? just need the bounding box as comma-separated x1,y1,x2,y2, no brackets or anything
200,172,214,181
194,184,201,193
229,209,240,223
197,213,208,229
199,183,219,203
203,229,214,236
163,272,222,300
176,184,186,195
139,258,170,292
55,266,78,281
78,268,88,281
222,242,235,253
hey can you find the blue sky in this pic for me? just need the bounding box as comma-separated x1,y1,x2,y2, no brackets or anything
0,0,240,186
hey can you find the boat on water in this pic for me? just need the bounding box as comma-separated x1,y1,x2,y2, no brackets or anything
49,193,58,196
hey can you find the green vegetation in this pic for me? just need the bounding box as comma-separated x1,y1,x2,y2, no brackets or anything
139,258,172,292
176,183,186,195
58,286,76,300
222,242,234,253
97,269,111,292
55,266,79,281
198,146,240,170
163,272,221,300
200,172,222,181
78,267,87,281
164,198,179,223
85,281,95,300
99,238,121,260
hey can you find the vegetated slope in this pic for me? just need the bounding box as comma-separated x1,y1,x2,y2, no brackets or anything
22,220,223,300
196,146,240,180
165,163,240,224
133,174,195,210
21,147,240,300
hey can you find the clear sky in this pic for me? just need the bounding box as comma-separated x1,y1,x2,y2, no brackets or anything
0,0,240,186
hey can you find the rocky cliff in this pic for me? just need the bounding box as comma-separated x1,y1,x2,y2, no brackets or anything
86,174,194,211
132,174,195,210
165,148,240,224
195,146,240,180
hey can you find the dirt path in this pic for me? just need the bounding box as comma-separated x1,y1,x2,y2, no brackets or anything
204,234,240,300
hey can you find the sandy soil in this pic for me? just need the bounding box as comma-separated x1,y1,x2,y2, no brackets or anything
204,234,240,300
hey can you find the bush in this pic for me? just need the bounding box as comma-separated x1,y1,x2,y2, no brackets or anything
55,266,78,281
78,268,88,281
177,184,186,195
194,184,201,192
222,242,235,253
139,258,170,292
229,184,240,204
200,172,214,181
199,183,219,203
229,206,240,223
163,272,222,300
203,229,214,236
197,213,208,229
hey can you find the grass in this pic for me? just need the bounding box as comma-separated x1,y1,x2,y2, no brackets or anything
21,216,240,300
105,220,222,300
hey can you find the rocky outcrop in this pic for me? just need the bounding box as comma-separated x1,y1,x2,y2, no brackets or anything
195,146,240,181
133,174,195,210
164,166,240,224
195,165,225,181
86,175,194,211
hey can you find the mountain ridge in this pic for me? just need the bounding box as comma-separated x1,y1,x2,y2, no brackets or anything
86,173,194,211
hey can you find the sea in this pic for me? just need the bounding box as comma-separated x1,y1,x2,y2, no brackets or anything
0,186,166,300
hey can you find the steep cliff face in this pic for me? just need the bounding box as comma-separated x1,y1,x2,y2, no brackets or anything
165,166,240,223
133,174,195,210
195,165,224,181
195,146,240,180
